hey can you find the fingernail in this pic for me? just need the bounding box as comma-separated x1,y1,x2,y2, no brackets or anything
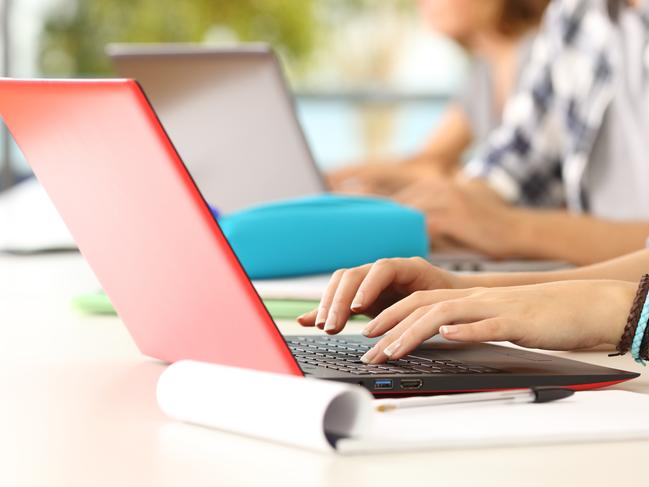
440,325,456,336
361,319,376,336
360,346,377,363
383,340,402,357
324,311,337,332
315,307,327,327
350,291,364,311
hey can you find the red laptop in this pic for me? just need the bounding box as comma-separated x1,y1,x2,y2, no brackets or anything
0,78,638,395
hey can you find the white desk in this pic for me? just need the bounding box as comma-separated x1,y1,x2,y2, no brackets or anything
1,253,648,487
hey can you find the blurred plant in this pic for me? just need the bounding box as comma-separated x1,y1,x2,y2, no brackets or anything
39,0,319,76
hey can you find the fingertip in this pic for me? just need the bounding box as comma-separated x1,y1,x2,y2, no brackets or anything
386,335,423,361
315,307,327,328
361,318,380,337
440,324,469,342
440,325,457,337
366,345,389,364
388,343,413,361
296,309,317,326
369,355,387,365
363,328,381,339
350,291,365,312
326,317,349,335
323,310,338,333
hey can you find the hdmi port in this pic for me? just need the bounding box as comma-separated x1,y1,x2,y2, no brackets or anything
400,379,423,390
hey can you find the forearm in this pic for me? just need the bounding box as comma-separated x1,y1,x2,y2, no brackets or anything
412,104,472,173
461,244,649,288
404,154,457,175
505,209,649,265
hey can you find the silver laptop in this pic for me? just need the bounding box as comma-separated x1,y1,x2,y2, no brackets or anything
107,43,326,213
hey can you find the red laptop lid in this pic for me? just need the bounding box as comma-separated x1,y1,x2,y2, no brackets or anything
0,78,301,376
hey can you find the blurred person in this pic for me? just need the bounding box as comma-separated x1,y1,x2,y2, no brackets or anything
388,0,649,266
329,0,549,195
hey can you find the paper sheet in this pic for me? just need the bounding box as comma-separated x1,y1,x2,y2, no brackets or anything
0,179,76,252
157,361,649,455
340,390,649,454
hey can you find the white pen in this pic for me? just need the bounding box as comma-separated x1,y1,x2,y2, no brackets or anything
374,387,574,413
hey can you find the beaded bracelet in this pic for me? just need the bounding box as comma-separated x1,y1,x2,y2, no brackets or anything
631,289,649,365
612,274,649,357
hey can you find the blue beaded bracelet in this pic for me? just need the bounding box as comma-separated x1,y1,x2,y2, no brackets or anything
631,291,649,365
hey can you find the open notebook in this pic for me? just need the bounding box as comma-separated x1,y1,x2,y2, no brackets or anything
157,361,649,455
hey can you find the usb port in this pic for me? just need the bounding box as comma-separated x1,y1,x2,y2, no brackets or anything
373,379,394,390
400,379,423,390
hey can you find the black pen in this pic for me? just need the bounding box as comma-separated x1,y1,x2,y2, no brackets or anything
375,387,574,412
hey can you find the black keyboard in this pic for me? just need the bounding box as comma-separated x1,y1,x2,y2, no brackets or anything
286,336,501,376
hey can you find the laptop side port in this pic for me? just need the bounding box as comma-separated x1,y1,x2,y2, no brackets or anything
373,379,394,390
400,379,423,390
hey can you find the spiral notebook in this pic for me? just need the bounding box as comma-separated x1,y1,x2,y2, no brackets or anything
157,361,649,455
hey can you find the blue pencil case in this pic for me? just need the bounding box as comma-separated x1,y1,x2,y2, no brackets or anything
214,194,429,279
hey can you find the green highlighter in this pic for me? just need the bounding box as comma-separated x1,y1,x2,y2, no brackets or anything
71,291,370,322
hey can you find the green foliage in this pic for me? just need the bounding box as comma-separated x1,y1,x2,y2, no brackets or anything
39,0,319,76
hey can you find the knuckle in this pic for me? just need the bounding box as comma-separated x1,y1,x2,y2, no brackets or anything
408,256,427,266
359,263,373,273
485,319,504,335
434,300,456,316
412,305,431,318
409,290,427,302
346,266,366,278
374,258,392,268
332,268,347,279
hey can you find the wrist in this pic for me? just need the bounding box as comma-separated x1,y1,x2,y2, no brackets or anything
605,281,641,347
447,272,486,289
501,206,531,258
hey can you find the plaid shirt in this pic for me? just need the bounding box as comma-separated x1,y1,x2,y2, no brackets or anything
464,0,649,212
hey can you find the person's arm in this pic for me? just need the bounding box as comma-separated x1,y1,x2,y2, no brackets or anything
327,103,472,193
297,250,649,335
399,177,649,266
296,258,637,361
505,209,649,265
359,280,636,364
410,103,473,174
454,180,649,265
465,248,649,287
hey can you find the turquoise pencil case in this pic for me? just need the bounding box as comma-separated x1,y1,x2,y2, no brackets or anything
216,194,429,279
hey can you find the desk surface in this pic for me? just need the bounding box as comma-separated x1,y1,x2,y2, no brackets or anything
1,253,648,487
